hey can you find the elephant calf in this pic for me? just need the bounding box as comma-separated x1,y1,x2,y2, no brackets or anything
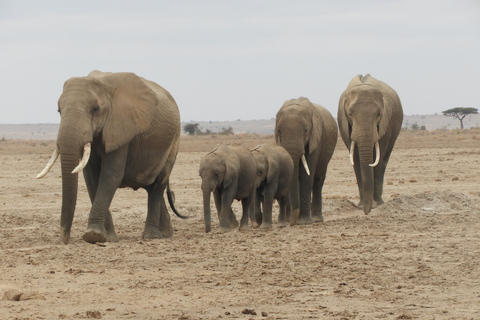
199,144,257,233
251,144,293,228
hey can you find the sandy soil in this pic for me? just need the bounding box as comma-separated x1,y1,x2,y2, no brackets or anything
1,130,480,320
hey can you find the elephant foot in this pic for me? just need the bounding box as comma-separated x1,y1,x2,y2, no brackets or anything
60,229,70,245
260,223,272,229
238,223,250,231
312,215,324,223
277,220,287,228
230,220,239,229
218,226,232,233
296,216,313,225
83,229,107,244
289,209,300,226
143,225,173,240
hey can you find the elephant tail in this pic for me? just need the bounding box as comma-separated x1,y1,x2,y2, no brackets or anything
167,184,189,219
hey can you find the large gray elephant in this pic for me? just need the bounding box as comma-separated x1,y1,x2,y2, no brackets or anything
337,74,403,214
37,70,186,244
275,97,338,225
199,144,257,233
251,144,293,228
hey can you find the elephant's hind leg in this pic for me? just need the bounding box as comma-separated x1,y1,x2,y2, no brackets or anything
143,180,174,239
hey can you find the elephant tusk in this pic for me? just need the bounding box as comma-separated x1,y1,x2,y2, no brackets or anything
349,141,355,166
369,142,380,167
71,142,92,174
36,147,60,179
301,154,310,176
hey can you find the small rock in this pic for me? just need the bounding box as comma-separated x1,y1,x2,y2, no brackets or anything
2,289,23,301
19,293,46,301
86,310,102,319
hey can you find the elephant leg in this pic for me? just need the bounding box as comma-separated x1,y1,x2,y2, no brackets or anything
219,190,235,233
277,196,287,227
239,196,252,231
254,188,263,226
143,177,174,240
260,186,275,229
311,169,326,223
297,167,313,225
83,146,128,244
373,159,387,206
83,161,119,242
229,207,239,229
214,191,222,220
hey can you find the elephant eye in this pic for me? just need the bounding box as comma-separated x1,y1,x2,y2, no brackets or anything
92,106,99,113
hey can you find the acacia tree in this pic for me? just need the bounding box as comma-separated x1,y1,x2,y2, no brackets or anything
183,123,200,135
442,107,478,129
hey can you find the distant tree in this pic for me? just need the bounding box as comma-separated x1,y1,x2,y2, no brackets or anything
219,126,234,135
442,107,479,130
410,123,419,130
183,123,200,135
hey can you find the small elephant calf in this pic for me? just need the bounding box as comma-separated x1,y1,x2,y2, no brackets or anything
251,144,294,228
199,144,257,233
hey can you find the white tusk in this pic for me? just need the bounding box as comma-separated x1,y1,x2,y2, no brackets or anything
37,147,60,179
349,141,355,166
71,142,91,174
301,154,310,176
369,142,380,167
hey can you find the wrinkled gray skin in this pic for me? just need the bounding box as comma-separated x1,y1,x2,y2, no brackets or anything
251,144,294,229
338,74,403,214
199,144,257,233
38,71,184,244
275,97,338,225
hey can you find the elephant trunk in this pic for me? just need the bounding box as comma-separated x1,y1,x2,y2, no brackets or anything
59,143,81,244
289,160,301,225
357,140,375,214
57,117,90,244
203,190,212,233
281,141,303,225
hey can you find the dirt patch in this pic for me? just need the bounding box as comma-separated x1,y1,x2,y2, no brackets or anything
1,130,480,319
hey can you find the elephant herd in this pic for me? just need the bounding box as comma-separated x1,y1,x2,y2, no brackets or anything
37,70,403,244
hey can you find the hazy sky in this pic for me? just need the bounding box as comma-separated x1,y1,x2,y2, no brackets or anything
1,0,479,124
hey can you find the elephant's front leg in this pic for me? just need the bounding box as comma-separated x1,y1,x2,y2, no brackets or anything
83,161,119,242
83,146,128,244
239,195,252,231
219,189,235,233
311,169,326,223
254,188,263,226
260,185,275,229
373,160,387,206
297,166,313,225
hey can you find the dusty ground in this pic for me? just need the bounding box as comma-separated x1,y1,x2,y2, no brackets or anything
1,130,480,320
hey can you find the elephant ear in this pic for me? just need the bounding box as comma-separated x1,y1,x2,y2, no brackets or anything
308,104,323,154
223,151,240,189
266,148,279,184
378,84,396,139
337,92,352,145
101,72,158,153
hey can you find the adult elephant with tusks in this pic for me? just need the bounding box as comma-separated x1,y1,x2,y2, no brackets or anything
338,74,403,214
275,97,338,226
37,70,187,244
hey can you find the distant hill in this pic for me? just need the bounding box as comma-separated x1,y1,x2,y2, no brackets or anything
1,114,480,140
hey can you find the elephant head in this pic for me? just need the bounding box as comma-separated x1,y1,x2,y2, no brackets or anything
37,71,158,244
275,97,322,218
338,74,395,213
251,144,279,189
199,146,240,233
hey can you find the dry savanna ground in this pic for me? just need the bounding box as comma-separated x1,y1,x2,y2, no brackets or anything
1,130,480,320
